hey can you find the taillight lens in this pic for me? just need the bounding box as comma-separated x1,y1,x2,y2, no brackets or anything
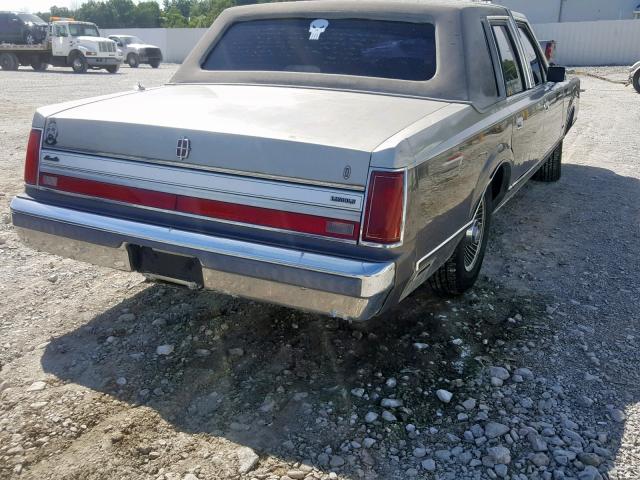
362,170,405,244
24,129,42,185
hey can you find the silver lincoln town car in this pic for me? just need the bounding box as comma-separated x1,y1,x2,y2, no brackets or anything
11,1,579,321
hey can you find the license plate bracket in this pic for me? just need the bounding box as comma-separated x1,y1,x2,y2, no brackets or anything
128,246,204,288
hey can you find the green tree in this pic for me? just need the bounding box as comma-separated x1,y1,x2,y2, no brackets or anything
134,1,162,28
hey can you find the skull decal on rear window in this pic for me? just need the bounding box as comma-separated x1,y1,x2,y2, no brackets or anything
309,19,329,40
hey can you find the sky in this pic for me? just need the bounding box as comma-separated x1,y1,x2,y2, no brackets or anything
1,0,160,13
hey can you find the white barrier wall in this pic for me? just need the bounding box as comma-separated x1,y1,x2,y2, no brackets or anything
105,22,640,67
102,28,208,64
533,20,640,66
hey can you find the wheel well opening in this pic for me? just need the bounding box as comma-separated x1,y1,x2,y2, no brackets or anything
490,164,510,208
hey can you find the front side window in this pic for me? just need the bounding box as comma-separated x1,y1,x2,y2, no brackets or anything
492,25,525,97
517,25,545,86
68,23,100,37
202,18,437,82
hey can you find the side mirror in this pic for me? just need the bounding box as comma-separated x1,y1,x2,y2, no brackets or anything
547,66,566,83
117,42,123,47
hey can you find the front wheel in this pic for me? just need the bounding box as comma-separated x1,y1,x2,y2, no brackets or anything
633,70,640,94
71,54,88,73
127,53,139,68
429,188,493,295
149,59,161,69
533,141,562,182
23,31,35,45
105,65,120,74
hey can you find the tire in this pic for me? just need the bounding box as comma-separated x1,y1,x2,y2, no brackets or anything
0,52,19,71
633,70,640,94
533,141,562,182
71,54,88,74
31,60,48,72
429,188,493,295
105,65,120,74
127,53,139,68
150,59,161,69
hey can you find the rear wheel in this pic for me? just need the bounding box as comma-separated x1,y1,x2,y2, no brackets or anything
633,70,640,94
429,188,493,295
127,53,139,68
150,59,161,69
533,141,562,182
105,64,119,74
0,53,19,71
71,54,88,73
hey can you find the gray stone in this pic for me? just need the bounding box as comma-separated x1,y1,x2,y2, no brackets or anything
578,466,603,480
364,412,378,423
406,468,419,477
577,452,602,467
485,422,510,439
487,445,511,465
490,366,510,380
436,389,453,403
236,446,259,474
610,409,626,423
381,398,403,408
381,410,397,422
435,449,451,462
363,438,376,449
528,432,548,452
330,455,345,468
351,388,365,398
531,453,550,467
491,377,504,387
413,447,427,458
386,377,397,388
26,381,46,392
422,459,436,472
494,464,508,478
462,398,477,410
156,344,174,356
228,347,244,357
514,367,534,380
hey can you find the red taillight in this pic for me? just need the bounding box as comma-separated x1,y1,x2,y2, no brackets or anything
24,129,42,185
362,170,405,245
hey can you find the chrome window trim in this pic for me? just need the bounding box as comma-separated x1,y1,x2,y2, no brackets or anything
358,166,408,249
33,186,359,246
40,146,366,192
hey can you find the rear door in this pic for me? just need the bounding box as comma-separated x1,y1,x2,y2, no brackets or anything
514,21,548,171
490,21,543,180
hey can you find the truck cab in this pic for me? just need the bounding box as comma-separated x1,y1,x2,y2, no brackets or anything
48,18,123,73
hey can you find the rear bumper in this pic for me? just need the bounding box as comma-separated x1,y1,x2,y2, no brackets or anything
10,196,395,321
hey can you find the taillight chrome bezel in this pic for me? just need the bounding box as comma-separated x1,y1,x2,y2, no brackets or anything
359,167,408,248
24,128,43,186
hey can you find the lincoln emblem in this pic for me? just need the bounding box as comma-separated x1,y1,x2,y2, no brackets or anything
176,137,191,160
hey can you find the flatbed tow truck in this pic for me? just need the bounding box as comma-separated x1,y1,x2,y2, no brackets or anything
0,17,123,73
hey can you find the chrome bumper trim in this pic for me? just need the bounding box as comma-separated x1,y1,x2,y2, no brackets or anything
11,196,395,320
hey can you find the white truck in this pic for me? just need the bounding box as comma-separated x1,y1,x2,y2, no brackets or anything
0,17,123,73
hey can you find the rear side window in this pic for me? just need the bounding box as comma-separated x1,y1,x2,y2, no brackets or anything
202,18,437,81
517,25,545,86
492,25,525,97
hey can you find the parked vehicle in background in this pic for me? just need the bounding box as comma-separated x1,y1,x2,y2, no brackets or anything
0,17,123,73
630,61,640,93
0,12,48,45
108,35,162,68
11,1,579,322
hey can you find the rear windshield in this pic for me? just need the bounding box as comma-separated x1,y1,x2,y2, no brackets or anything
18,14,45,24
202,18,437,81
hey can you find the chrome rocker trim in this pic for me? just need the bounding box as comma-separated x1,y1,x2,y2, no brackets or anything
11,196,395,321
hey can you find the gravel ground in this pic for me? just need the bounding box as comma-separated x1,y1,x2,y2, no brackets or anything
0,65,639,480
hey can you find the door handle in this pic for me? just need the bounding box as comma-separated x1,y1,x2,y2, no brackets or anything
515,116,524,129
43,155,60,162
